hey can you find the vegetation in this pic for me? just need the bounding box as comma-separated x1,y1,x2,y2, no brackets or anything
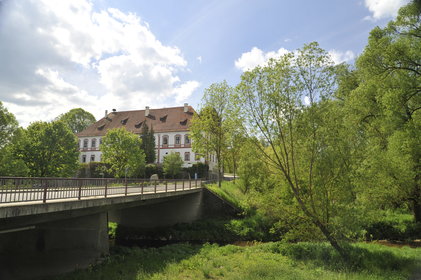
56,108,96,134
13,121,79,177
0,100,18,148
140,123,156,164
101,127,146,178
163,152,184,178
50,242,421,280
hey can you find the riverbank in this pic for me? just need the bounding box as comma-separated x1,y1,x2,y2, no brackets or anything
50,241,421,280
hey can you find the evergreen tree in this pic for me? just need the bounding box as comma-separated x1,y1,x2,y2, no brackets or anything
140,122,156,164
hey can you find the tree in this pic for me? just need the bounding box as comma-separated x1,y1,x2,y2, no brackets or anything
236,42,357,259
140,122,156,164
163,152,183,179
190,81,235,187
57,108,96,134
0,101,18,148
346,1,421,222
14,121,79,177
101,128,146,178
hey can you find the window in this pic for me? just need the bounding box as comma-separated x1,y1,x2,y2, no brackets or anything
78,140,81,149
175,135,181,145
184,135,190,145
83,139,88,148
184,152,190,161
163,135,168,146
90,155,95,162
91,138,96,148
82,155,86,163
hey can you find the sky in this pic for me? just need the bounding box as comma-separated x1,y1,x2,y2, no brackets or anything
0,0,411,127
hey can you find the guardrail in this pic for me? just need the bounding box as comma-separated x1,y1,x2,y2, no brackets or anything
0,177,202,205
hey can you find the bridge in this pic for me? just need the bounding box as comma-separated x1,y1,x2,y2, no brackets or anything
0,177,237,280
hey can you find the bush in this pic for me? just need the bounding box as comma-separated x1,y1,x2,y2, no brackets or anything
183,162,209,179
77,162,113,178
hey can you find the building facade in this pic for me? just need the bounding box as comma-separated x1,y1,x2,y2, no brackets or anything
76,104,211,168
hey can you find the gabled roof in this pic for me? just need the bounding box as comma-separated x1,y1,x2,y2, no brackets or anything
76,106,195,137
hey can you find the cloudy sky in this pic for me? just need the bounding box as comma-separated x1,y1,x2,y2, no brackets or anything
0,0,410,127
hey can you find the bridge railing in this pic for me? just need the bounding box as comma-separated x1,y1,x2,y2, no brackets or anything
0,177,203,205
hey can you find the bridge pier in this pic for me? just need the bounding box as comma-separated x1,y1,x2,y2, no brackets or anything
0,212,108,280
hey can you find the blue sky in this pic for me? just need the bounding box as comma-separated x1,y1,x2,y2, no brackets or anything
0,0,410,126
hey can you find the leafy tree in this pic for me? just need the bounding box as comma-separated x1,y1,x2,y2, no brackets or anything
346,1,421,222
140,122,156,164
57,108,96,134
190,81,236,187
14,121,79,177
235,42,357,259
101,128,146,178
163,152,184,179
0,129,29,176
0,101,18,148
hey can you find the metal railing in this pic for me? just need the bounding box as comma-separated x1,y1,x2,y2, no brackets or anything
0,177,202,205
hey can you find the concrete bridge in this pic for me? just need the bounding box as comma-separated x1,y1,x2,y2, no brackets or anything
0,177,237,280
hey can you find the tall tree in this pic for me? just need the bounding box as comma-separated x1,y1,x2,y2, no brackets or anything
0,101,18,148
57,108,96,134
163,152,183,179
101,128,146,178
347,1,421,222
236,42,356,259
14,121,79,177
140,122,156,164
190,81,235,186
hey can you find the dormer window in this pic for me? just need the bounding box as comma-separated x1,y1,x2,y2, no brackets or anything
135,120,144,128
160,115,167,122
97,124,105,130
121,117,129,125
180,119,187,125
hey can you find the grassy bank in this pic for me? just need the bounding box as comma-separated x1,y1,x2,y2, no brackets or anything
52,242,420,280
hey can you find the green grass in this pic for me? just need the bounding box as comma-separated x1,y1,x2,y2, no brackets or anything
206,181,247,211
51,242,421,280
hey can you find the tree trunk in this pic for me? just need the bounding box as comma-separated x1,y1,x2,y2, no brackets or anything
411,183,421,223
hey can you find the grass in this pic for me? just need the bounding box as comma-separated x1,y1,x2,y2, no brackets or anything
50,242,421,280
206,181,247,211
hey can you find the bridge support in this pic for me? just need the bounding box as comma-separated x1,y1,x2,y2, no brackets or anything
0,212,108,280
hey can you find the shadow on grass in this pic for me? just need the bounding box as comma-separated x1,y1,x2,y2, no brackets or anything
50,243,203,280
264,242,420,275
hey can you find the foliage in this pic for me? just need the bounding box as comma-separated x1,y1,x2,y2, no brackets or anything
50,242,421,280
144,163,164,179
163,152,183,178
183,162,209,179
77,162,113,178
101,128,146,178
140,123,156,164
235,42,359,259
206,181,248,211
345,1,421,222
190,81,238,186
0,101,19,149
56,108,96,134
14,121,79,177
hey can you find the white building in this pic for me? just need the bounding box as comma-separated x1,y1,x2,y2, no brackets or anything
76,104,215,168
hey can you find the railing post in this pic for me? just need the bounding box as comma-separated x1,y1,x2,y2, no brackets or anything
195,178,197,188
42,179,47,203
175,180,177,191
165,180,167,192
104,179,108,198
124,178,128,196
141,181,144,195
154,180,157,193
78,179,82,200
189,179,191,189
183,180,185,191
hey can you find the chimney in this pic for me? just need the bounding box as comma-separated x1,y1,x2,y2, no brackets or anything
145,106,150,116
184,103,188,113
104,110,108,118
112,108,117,114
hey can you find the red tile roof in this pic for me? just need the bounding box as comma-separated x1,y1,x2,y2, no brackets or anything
76,106,196,137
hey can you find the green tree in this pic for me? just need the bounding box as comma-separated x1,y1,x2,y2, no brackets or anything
163,152,183,179
346,1,421,222
101,128,146,178
140,122,156,164
190,81,235,186
57,108,96,134
0,101,19,148
236,42,357,259
14,121,79,177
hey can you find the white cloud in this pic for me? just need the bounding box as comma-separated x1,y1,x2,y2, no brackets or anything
0,0,198,127
235,47,354,72
196,56,202,64
234,47,289,72
328,50,356,65
364,0,410,21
